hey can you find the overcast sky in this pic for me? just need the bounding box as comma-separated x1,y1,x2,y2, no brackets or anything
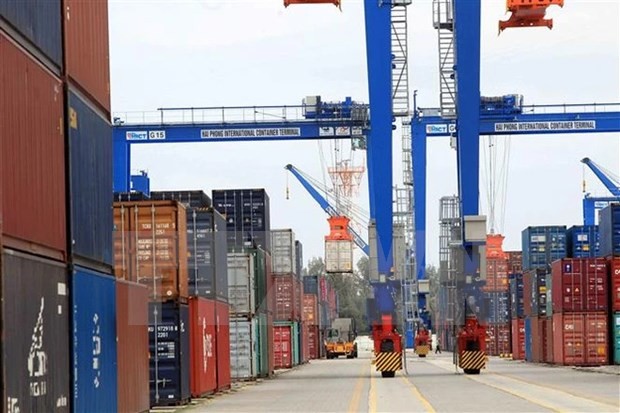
109,0,619,267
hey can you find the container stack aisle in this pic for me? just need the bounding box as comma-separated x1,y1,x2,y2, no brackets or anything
599,204,620,365
483,235,511,357
1,2,120,412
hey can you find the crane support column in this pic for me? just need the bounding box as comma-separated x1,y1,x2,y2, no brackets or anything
413,121,427,286
363,0,394,277
454,0,482,277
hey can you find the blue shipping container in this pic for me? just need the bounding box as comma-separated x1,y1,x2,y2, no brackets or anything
483,292,510,324
68,91,113,267
72,267,118,413
522,226,567,271
509,274,524,319
303,275,319,295
567,225,600,258
149,302,190,406
0,0,63,67
524,317,533,362
528,269,548,317
600,204,620,257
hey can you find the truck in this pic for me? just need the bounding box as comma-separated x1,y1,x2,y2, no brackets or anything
324,318,358,359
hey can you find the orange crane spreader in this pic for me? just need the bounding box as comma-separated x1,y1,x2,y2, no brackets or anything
499,0,564,32
284,0,340,8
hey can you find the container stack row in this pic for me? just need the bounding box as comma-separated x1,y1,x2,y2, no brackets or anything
113,190,232,408
482,235,511,356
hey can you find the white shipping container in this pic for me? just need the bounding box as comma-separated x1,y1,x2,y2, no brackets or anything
228,253,255,314
325,240,353,273
271,229,296,274
230,318,258,380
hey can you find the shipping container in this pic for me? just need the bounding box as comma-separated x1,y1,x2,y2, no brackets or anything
506,251,523,274
552,312,608,366
551,258,608,313
0,0,62,67
485,324,511,356
1,33,66,261
300,321,309,363
150,190,212,208
303,294,319,324
524,317,532,362
116,280,149,413
600,204,620,257
483,258,509,292
273,323,300,369
188,297,217,397
509,274,524,319
544,317,554,363
307,325,320,359
215,300,231,391
612,312,620,365
149,302,190,406
610,258,620,312
228,253,256,315
267,313,275,374
524,269,547,317
230,317,258,380
325,240,353,273
255,247,273,314
530,316,547,363
68,90,113,268
303,275,319,295
63,0,111,114
511,318,525,360
72,268,117,413
271,229,296,274
273,275,299,321
113,201,189,301
257,313,272,378
295,240,304,278
566,225,600,258
1,250,70,412
483,292,509,324
522,226,567,271
212,189,271,252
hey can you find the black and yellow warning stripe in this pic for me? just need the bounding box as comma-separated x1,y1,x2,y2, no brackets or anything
458,350,486,370
375,351,402,372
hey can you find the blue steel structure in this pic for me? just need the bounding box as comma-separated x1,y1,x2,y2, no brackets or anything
413,102,620,285
581,157,620,225
284,164,371,255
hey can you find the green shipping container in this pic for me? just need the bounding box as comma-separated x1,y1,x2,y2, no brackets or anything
293,322,300,366
249,248,270,314
256,313,271,377
613,312,620,365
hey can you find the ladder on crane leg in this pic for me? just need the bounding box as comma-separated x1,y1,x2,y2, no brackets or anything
391,1,411,118
433,0,457,119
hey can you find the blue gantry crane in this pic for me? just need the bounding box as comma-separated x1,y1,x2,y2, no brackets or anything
581,157,620,225
284,164,370,255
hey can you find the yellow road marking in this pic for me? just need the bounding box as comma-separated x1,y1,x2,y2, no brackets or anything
399,373,436,413
347,364,368,413
369,363,377,413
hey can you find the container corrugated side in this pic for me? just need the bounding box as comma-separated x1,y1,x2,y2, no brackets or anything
610,258,620,312
600,204,620,257
257,313,271,377
612,312,620,365
116,280,149,413
72,267,117,413
552,312,608,366
307,325,320,359
215,301,231,391
551,258,608,313
506,251,523,274
524,317,532,362
189,297,217,397
229,318,258,380
1,249,70,412
325,240,353,273
273,275,297,321
273,324,293,369
68,90,113,268
566,225,600,258
483,258,509,292
522,226,567,271
509,274,524,319
63,0,110,115
485,324,510,356
511,318,525,360
150,190,212,208
0,0,62,67
271,229,296,274
303,275,319,295
228,253,255,314
1,33,66,261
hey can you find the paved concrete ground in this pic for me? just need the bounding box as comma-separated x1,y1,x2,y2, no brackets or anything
180,350,619,413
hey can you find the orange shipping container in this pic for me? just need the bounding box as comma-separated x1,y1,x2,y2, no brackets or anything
113,201,189,301
303,294,319,324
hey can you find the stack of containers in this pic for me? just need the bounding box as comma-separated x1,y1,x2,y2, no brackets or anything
522,226,567,363
320,277,338,323
510,273,526,360
294,240,309,363
599,204,620,365
113,200,191,407
212,189,271,252
567,225,600,258
483,235,510,356
227,248,274,380
150,190,231,396
271,229,303,369
303,276,321,359
1,4,134,412
549,258,608,366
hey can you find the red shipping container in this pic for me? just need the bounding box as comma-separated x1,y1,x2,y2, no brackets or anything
273,275,298,321
296,278,303,321
63,0,111,115
215,300,231,391
483,258,509,292
544,317,554,363
1,33,67,262
189,297,217,397
609,258,620,312
300,321,309,363
511,319,525,360
530,317,544,362
506,251,523,274
303,294,319,324
551,258,608,313
307,325,320,360
273,325,293,369
552,312,608,366
116,280,150,413
486,324,511,356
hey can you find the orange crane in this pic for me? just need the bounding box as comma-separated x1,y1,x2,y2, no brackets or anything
499,0,564,32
